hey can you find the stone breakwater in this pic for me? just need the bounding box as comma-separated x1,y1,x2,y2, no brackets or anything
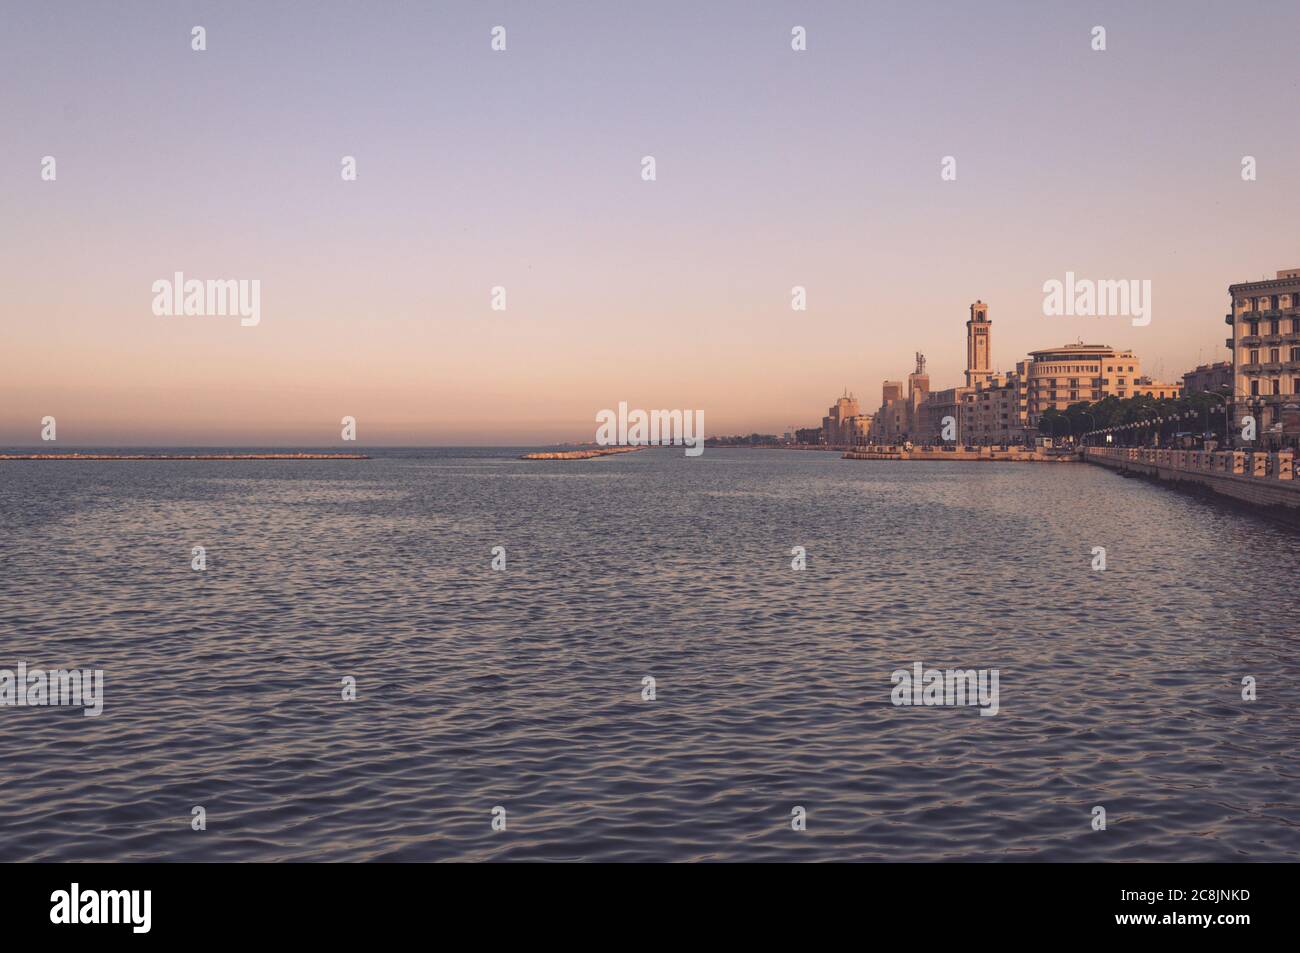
1085,446,1300,524
843,445,1080,462
521,446,645,460
0,453,370,461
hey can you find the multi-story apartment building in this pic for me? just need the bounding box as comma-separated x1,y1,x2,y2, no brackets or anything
871,395,909,441
870,380,910,441
1023,343,1180,422
847,415,872,444
919,385,971,441
1226,268,1300,435
1182,361,1233,395
962,370,1028,444
795,427,822,445
1130,376,1183,399
820,391,871,446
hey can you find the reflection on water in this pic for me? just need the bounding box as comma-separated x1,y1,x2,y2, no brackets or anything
1,448,1297,861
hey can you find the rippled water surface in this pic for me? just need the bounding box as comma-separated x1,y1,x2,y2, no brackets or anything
2,448,1298,861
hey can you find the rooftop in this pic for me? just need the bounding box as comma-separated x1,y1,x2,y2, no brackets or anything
1229,268,1300,291
1029,343,1118,358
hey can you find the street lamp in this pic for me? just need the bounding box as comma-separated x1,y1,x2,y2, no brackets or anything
1076,411,1096,446
1198,389,1232,447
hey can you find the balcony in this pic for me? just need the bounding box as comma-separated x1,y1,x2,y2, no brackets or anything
1226,338,1235,348
1240,335,1262,346
1225,313,1235,325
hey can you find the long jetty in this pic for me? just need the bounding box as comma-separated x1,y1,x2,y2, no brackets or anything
521,446,645,460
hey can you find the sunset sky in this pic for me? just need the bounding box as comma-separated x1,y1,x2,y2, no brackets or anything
3,1,1298,445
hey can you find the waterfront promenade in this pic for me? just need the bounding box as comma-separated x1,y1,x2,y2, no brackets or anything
1085,446,1299,522
843,445,1078,462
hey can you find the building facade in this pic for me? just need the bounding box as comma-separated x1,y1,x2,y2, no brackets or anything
961,370,1028,444
820,391,872,446
870,379,910,442
1227,268,1300,436
1023,343,1180,422
1182,361,1233,395
918,386,971,442
795,427,822,445
1131,376,1183,400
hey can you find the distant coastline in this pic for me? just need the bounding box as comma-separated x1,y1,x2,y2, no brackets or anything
0,452,370,461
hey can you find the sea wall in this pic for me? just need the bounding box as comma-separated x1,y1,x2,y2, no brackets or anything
1084,446,1300,522
843,445,1078,462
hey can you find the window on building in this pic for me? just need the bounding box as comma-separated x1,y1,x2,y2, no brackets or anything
1291,347,1300,362
1251,380,1260,396
1250,349,1260,365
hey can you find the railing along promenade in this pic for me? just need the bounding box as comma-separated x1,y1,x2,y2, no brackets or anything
1084,445,1299,520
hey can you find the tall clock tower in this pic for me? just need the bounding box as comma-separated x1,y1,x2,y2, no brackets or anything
965,300,992,388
